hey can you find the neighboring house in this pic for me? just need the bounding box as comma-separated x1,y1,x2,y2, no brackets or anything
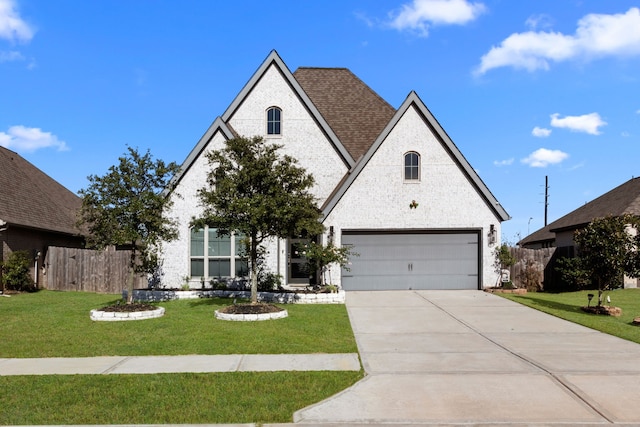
520,177,640,288
520,177,640,250
161,50,510,291
0,146,85,288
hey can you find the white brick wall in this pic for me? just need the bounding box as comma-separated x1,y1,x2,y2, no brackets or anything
160,63,348,287
323,105,502,288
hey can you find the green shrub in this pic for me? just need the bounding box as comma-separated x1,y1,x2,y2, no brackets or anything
1,250,35,292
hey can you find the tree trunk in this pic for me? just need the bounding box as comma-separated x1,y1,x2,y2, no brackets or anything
127,244,136,304
250,233,258,304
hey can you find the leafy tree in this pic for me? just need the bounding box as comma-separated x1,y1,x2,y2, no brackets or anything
78,147,180,303
565,214,640,305
194,136,324,303
303,241,356,287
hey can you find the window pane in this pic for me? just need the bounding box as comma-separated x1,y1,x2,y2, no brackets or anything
190,259,204,277
404,153,419,180
234,233,246,256
190,229,204,256
267,107,281,135
208,229,231,256
235,259,249,277
209,259,231,277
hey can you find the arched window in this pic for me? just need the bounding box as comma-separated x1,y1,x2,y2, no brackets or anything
404,152,420,181
267,106,281,135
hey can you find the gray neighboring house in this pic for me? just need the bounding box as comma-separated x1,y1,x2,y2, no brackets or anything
0,146,85,288
520,177,640,288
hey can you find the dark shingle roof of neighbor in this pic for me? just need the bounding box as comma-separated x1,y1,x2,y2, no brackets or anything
520,177,640,245
293,67,396,161
0,146,82,235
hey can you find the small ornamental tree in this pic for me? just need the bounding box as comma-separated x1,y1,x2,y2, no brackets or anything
193,136,324,304
78,147,180,303
569,214,640,306
304,241,357,287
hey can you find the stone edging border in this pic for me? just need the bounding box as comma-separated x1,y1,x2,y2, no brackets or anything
133,289,345,304
90,306,165,321
214,308,289,321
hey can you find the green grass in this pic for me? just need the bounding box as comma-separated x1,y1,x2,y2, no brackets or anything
500,288,640,344
0,371,363,425
0,290,363,424
0,290,357,357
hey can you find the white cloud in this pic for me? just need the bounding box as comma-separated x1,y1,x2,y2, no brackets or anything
493,158,514,166
0,0,34,42
532,126,552,137
0,125,69,152
476,7,640,74
525,14,553,31
550,112,607,135
389,0,486,36
521,148,568,167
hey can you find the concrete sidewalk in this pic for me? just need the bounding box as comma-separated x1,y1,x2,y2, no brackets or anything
295,290,640,425
0,353,361,376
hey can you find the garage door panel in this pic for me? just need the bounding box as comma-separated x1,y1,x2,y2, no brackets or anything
342,232,479,291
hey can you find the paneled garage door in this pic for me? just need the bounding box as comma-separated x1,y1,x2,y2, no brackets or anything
341,231,480,291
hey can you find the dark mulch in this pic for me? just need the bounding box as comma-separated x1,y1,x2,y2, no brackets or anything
218,303,284,315
98,303,158,312
581,305,622,317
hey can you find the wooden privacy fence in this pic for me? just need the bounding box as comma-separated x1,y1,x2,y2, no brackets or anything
506,246,557,290
44,246,146,293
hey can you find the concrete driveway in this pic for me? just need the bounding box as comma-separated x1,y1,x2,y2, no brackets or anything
294,290,640,425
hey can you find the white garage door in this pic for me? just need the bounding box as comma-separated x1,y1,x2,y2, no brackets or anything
341,231,480,291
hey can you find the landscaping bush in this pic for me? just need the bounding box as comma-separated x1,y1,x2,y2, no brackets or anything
1,250,35,292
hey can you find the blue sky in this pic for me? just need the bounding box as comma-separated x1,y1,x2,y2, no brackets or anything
2,0,640,242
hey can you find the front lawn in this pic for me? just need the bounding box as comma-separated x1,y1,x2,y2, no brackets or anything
500,288,640,344
0,290,357,357
0,371,363,425
0,290,363,424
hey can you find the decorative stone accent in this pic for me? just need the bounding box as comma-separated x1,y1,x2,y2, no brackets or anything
90,306,165,321
133,289,345,304
214,308,288,321
633,317,640,325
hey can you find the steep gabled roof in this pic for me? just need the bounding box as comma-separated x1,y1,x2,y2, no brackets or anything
322,91,510,222
293,67,396,161
0,146,82,235
550,177,640,233
222,50,354,168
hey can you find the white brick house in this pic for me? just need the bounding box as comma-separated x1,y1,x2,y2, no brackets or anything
160,51,509,291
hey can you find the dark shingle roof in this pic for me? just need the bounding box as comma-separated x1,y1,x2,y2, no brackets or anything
0,146,82,235
520,177,640,246
293,67,396,161
549,177,640,233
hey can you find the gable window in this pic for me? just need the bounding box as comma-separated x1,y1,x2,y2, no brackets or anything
267,106,281,135
190,227,248,279
404,152,420,181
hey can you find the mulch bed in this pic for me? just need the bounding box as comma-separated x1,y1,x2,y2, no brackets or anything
581,305,622,317
217,303,284,315
98,303,158,312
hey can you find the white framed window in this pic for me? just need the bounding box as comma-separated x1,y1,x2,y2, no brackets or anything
190,227,248,279
266,106,282,136
404,151,420,181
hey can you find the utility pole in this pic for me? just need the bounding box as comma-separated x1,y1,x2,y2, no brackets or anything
544,175,549,226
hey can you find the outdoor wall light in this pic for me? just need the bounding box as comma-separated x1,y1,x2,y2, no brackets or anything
488,224,497,245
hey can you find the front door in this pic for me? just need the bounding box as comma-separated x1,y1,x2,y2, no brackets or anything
287,238,310,285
